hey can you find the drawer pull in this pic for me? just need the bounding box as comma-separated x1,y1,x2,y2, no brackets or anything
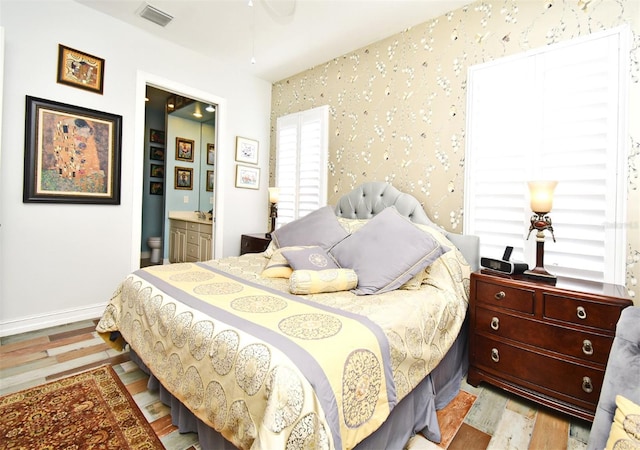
491,348,500,363
494,291,506,300
582,339,594,356
576,306,587,320
582,376,593,393
490,317,500,331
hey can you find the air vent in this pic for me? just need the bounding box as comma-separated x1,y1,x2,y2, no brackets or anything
139,3,173,27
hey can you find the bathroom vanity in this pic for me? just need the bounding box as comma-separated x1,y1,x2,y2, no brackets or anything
168,212,213,263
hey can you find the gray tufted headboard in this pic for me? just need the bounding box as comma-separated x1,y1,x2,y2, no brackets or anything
334,182,480,271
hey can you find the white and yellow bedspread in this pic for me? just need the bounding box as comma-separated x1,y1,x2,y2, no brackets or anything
97,244,469,450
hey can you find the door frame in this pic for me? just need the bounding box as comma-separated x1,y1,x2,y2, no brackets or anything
132,71,227,269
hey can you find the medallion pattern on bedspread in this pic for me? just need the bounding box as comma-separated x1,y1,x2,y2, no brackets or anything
97,262,394,450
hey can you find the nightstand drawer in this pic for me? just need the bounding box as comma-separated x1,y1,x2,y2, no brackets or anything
473,334,603,407
543,294,624,331
475,307,614,365
475,279,535,314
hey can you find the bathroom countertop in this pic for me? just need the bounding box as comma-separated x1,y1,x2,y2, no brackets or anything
168,211,213,225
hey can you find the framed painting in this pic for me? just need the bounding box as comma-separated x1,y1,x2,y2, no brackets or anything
150,129,165,144
57,44,105,94
150,146,164,161
175,166,193,190
150,164,164,178
206,170,214,192
150,181,163,195
176,137,195,162
235,164,260,190
23,96,122,204
235,136,259,164
207,143,215,165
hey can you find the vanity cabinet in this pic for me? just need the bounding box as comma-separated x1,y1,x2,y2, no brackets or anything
170,219,212,263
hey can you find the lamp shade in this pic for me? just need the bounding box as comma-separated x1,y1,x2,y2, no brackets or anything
528,180,557,213
268,187,280,203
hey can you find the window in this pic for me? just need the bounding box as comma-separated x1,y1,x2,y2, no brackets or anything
275,105,329,226
464,26,629,284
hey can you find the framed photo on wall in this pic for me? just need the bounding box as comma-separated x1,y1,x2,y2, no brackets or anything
150,146,164,161
150,164,164,178
235,136,259,164
235,164,260,190
23,96,122,204
206,170,214,192
175,166,193,190
56,44,105,94
176,137,195,162
207,143,215,165
150,129,165,144
150,181,163,195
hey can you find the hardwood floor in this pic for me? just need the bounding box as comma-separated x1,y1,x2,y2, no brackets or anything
0,319,593,449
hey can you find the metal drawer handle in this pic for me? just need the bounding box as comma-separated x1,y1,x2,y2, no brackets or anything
491,348,500,363
495,291,506,300
582,339,594,356
490,317,500,331
582,376,593,393
577,306,587,320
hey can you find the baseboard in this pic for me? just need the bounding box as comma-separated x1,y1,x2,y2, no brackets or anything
140,250,151,259
0,302,107,337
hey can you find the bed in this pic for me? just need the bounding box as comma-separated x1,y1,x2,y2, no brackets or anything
97,182,479,450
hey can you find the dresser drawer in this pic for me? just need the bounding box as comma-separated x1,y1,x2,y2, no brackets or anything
475,279,535,314
543,294,624,331
187,230,199,245
473,334,603,407
186,243,200,259
475,307,614,365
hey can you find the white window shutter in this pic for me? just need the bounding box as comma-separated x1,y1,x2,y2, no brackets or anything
465,27,629,284
276,106,329,226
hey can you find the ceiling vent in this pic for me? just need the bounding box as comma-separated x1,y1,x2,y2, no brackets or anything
139,3,173,27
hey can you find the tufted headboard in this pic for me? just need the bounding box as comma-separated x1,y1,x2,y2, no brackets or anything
334,182,480,271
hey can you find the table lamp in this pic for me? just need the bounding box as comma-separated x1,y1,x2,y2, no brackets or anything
267,187,280,238
524,180,558,284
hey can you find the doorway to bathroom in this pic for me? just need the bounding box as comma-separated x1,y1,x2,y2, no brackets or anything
141,85,218,267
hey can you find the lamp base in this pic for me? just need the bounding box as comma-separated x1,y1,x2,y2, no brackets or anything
524,267,557,284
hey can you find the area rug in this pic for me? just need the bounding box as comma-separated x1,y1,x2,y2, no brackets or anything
0,364,165,449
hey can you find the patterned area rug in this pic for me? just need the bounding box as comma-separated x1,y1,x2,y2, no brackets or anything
0,364,165,449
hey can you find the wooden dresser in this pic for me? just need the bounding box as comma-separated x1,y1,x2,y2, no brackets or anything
467,270,632,421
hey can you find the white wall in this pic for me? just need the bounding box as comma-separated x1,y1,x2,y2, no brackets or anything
0,1,272,336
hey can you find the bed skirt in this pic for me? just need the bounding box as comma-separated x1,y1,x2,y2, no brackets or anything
130,317,469,450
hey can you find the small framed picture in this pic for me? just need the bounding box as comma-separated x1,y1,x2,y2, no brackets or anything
206,170,214,192
175,166,193,190
207,143,216,165
150,129,165,144
150,181,163,195
176,137,195,162
235,164,260,190
150,164,164,178
235,136,259,165
57,44,105,94
150,146,165,161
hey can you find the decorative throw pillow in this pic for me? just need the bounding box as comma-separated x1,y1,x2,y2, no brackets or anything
605,395,640,450
272,206,348,250
281,246,340,271
289,269,358,295
261,246,312,278
330,206,448,295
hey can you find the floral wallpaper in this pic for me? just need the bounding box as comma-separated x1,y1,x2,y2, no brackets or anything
270,0,639,301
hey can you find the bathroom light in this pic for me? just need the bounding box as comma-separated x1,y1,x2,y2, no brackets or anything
193,104,203,119
205,105,215,113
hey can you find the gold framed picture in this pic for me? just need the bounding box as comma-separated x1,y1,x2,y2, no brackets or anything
57,44,105,94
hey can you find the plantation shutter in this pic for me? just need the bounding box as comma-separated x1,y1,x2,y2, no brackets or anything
275,105,329,226
465,27,629,284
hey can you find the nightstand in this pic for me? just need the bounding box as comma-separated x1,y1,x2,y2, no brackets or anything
240,233,272,255
467,270,632,422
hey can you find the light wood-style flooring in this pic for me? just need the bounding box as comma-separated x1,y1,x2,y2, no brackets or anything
0,319,593,449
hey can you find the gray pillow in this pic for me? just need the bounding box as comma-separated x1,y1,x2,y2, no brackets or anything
329,206,448,295
272,206,348,250
281,246,340,271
